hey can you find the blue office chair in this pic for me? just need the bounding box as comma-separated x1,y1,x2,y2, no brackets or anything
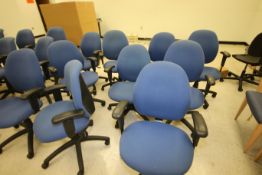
0,49,45,159
80,32,108,81
117,62,208,175
189,30,229,99
47,27,66,41
164,40,212,109
0,28,4,38
108,45,150,129
33,60,110,175
0,37,17,99
35,36,54,79
16,29,35,49
48,40,105,105
101,30,129,90
149,32,175,61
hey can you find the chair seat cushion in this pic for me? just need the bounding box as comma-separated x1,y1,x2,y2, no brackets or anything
0,68,4,78
0,97,33,128
81,71,98,87
199,66,221,80
109,81,135,103
246,91,262,123
33,101,89,143
83,59,92,70
120,121,194,175
104,60,117,72
233,54,261,66
189,87,204,110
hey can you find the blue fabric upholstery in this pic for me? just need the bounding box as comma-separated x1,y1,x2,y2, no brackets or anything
83,59,92,70
164,40,205,82
200,66,221,80
246,91,262,123
104,60,117,72
47,27,66,41
35,36,54,61
102,30,128,60
117,45,150,82
0,97,33,128
0,29,4,38
189,30,219,64
0,37,16,56
16,29,35,49
47,40,86,78
190,87,205,110
109,82,135,103
33,101,89,143
0,68,4,78
80,32,101,57
81,71,98,87
5,49,44,92
120,121,194,175
133,62,190,121
149,32,175,61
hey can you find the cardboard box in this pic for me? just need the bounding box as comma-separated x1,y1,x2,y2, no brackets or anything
40,2,99,45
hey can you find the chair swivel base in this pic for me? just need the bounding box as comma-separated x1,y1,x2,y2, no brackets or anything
0,119,34,159
41,131,110,175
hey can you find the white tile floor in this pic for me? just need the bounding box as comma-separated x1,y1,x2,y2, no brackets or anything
0,43,262,175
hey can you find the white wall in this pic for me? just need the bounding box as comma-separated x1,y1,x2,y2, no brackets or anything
0,0,45,37
53,0,260,42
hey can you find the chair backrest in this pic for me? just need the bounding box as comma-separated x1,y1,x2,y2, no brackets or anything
64,60,95,116
80,32,101,57
149,32,175,61
5,49,44,92
102,30,129,60
16,29,35,49
0,29,4,38
117,45,150,82
35,36,54,62
48,40,84,78
133,62,190,121
189,30,218,63
248,33,262,57
164,40,204,82
47,27,66,41
0,37,17,56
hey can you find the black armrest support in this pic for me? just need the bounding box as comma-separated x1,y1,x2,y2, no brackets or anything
182,111,208,147
24,44,34,49
205,75,215,86
42,84,65,101
20,87,43,113
219,51,231,71
52,109,85,138
112,100,129,119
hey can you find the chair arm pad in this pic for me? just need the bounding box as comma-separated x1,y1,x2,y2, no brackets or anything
39,60,49,66
93,50,103,56
112,101,129,119
205,75,216,86
20,87,43,100
190,111,208,138
24,44,34,49
48,66,57,74
104,65,115,73
220,51,231,58
52,109,85,124
43,84,65,94
86,56,98,62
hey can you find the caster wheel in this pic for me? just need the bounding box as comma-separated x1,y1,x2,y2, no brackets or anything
203,104,209,109
238,87,243,92
101,102,106,107
14,125,19,129
115,122,119,129
220,78,224,82
89,120,94,127
212,93,217,98
228,72,232,76
42,162,49,169
101,87,104,91
77,170,84,175
107,106,111,110
0,148,2,154
27,152,34,159
105,79,108,82
105,139,110,145
93,91,97,95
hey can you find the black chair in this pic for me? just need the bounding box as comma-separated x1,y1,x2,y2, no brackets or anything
220,33,262,91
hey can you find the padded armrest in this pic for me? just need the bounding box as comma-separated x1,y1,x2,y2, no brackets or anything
112,101,129,119
205,75,216,86
86,56,98,62
24,44,34,49
52,109,85,124
39,60,49,66
48,66,57,74
44,84,66,93
220,51,231,58
104,65,115,73
190,111,208,138
93,50,103,56
20,87,43,100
